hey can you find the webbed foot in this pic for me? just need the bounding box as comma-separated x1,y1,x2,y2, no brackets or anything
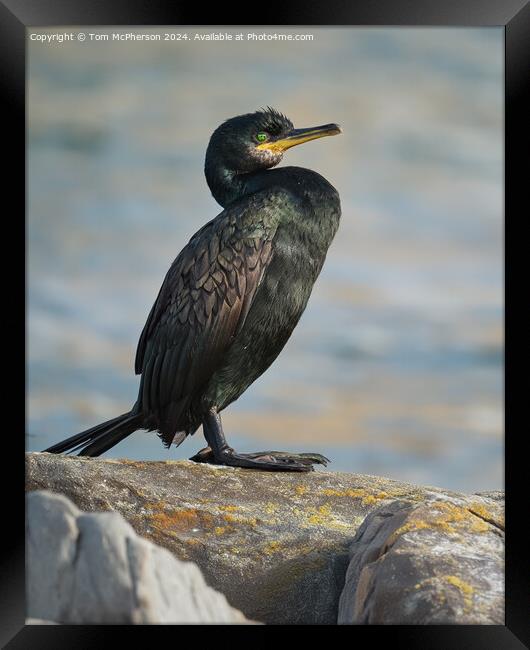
189,446,329,472
192,408,330,472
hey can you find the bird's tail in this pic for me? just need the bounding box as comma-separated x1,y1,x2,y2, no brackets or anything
43,411,144,457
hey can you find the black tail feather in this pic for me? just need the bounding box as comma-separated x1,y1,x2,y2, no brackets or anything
43,411,143,457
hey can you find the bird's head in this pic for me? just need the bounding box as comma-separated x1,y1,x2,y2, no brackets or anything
206,107,342,175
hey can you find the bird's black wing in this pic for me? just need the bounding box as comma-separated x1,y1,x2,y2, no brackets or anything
134,190,290,437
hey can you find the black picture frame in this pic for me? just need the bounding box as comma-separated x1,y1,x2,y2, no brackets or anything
3,0,527,645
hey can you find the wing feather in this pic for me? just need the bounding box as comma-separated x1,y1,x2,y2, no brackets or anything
134,190,290,434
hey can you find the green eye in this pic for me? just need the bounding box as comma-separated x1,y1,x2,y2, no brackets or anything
256,132,268,142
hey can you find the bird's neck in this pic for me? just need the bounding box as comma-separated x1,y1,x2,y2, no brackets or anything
204,163,241,208
205,162,272,208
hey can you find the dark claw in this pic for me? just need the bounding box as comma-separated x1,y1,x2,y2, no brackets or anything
189,446,214,463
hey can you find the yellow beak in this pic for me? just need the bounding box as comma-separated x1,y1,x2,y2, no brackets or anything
256,123,342,153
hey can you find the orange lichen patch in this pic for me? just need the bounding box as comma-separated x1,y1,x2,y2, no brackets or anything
243,517,258,527
469,517,490,534
291,503,349,530
361,492,390,506
434,502,478,533
393,520,432,537
412,578,448,606
147,503,215,536
307,503,332,525
304,503,348,530
321,488,364,498
321,487,390,506
214,526,227,535
391,501,491,541
467,501,505,529
263,540,282,554
219,511,259,529
295,485,309,496
443,575,475,609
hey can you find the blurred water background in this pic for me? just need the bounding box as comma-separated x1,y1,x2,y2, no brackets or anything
27,27,503,492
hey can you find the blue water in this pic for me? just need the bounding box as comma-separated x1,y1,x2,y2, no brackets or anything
27,28,503,492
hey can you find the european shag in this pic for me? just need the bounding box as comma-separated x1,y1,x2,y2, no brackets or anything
44,108,342,471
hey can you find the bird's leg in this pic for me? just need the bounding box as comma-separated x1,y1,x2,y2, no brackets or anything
190,408,328,472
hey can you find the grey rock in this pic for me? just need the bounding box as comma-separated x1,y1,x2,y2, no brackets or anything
26,452,504,624
338,498,504,624
27,490,249,624
474,490,504,502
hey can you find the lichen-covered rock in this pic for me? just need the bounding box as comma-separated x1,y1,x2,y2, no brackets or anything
338,498,504,624
25,452,504,624
26,490,250,624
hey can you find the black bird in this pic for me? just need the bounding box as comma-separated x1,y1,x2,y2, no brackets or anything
44,108,342,471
